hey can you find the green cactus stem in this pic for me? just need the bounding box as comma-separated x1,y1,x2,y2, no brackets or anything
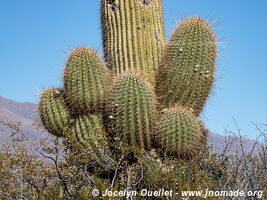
73,114,116,170
63,48,110,114
156,17,217,115
101,0,166,84
38,88,70,137
156,105,206,159
106,73,156,151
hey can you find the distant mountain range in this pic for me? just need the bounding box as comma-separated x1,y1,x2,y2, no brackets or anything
0,96,262,155
0,96,52,152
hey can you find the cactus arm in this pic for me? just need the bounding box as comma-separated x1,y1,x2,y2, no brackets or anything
156,17,216,115
63,48,110,114
38,88,70,137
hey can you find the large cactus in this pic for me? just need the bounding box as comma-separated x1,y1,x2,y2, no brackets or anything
156,17,217,115
63,48,110,114
105,73,156,151
101,0,166,84
72,114,116,170
37,1,220,195
38,88,70,137
156,105,206,159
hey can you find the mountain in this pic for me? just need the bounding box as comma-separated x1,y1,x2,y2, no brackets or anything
0,96,53,154
0,96,36,120
208,130,262,155
0,96,262,155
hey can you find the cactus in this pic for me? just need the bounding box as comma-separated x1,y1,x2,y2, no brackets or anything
106,73,156,151
72,114,116,170
101,0,166,84
63,48,110,114
156,105,206,159
36,1,221,194
156,17,216,115
38,88,70,137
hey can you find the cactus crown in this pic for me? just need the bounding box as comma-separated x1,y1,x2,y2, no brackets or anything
105,72,157,151
63,48,110,114
156,17,216,115
156,105,205,159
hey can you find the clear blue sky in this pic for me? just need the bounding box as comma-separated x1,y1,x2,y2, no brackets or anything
0,1,266,139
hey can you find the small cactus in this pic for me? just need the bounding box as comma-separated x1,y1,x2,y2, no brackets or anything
63,48,110,114
38,88,70,137
101,0,166,84
155,105,205,159
106,73,156,151
72,114,116,170
156,17,217,115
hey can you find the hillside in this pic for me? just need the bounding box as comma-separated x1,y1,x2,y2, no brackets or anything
0,96,52,153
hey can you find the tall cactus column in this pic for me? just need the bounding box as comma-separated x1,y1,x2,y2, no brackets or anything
101,0,166,84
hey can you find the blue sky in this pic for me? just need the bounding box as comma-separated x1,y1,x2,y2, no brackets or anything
0,0,266,139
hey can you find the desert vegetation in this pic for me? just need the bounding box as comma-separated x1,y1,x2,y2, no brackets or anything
0,120,266,199
0,0,266,199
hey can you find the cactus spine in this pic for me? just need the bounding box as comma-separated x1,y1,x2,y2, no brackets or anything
101,0,166,84
38,88,70,137
156,17,216,115
106,73,156,151
156,105,205,159
73,114,116,170
63,48,110,114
